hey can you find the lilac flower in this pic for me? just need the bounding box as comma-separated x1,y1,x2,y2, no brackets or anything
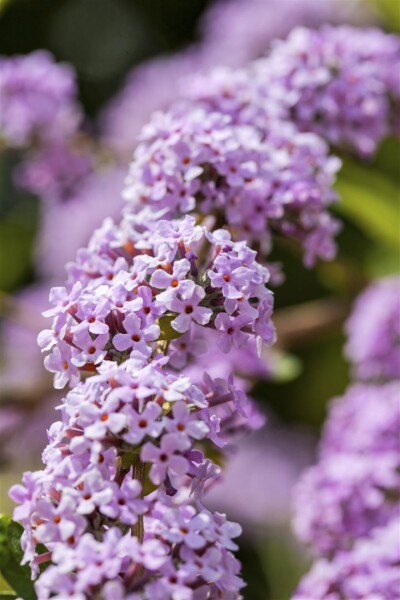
345,276,400,381
0,50,81,149
40,215,274,388
14,141,93,203
150,258,194,298
169,286,212,333
73,298,111,335
215,313,250,353
292,451,400,557
10,357,245,598
122,401,163,445
78,395,127,440
70,469,115,516
113,313,160,356
124,103,341,267
71,329,109,368
265,26,400,156
141,432,190,485
43,341,79,390
319,382,400,458
162,505,210,549
164,401,209,441
293,517,400,600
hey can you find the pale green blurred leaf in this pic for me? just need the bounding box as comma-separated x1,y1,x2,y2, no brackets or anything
269,351,303,384
368,0,400,33
335,160,400,252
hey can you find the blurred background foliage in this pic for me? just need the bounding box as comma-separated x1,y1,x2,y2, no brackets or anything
0,1,399,598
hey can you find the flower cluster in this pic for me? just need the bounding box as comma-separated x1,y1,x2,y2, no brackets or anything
39,214,275,390
345,276,400,381
293,276,400,599
14,141,94,204
265,26,400,156
293,517,400,600
10,357,245,598
292,382,400,557
124,106,341,267
9,23,400,600
0,51,81,150
319,381,400,457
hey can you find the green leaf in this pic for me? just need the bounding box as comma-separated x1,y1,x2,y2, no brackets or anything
367,0,400,33
0,515,36,600
269,351,303,383
0,594,18,599
335,160,400,253
157,315,182,341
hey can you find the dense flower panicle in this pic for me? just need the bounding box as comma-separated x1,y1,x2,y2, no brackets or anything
0,51,81,149
345,276,400,381
292,517,400,600
9,22,400,599
182,65,285,130
319,382,400,458
38,214,275,389
265,26,400,156
293,380,400,557
123,106,341,266
10,358,245,598
292,451,400,557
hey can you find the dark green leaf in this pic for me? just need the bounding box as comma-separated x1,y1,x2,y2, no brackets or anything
157,315,182,341
0,515,36,600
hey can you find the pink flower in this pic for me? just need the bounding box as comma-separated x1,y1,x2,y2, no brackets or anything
169,286,212,333
141,433,190,485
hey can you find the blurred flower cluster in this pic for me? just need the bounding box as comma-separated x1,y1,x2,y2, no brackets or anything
293,276,400,599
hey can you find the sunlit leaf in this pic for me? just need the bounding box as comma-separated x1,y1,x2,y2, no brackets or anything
157,315,182,341
335,160,400,252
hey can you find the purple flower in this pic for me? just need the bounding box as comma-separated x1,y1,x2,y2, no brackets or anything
293,517,400,600
43,341,79,390
0,50,81,149
113,313,160,356
164,401,209,441
73,298,111,335
141,433,190,485
122,401,163,445
79,395,127,440
319,382,400,458
215,313,250,352
265,26,400,156
292,451,400,557
71,329,109,368
345,276,400,381
150,258,194,298
169,286,212,333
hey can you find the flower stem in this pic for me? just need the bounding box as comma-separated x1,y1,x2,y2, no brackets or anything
132,456,146,543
